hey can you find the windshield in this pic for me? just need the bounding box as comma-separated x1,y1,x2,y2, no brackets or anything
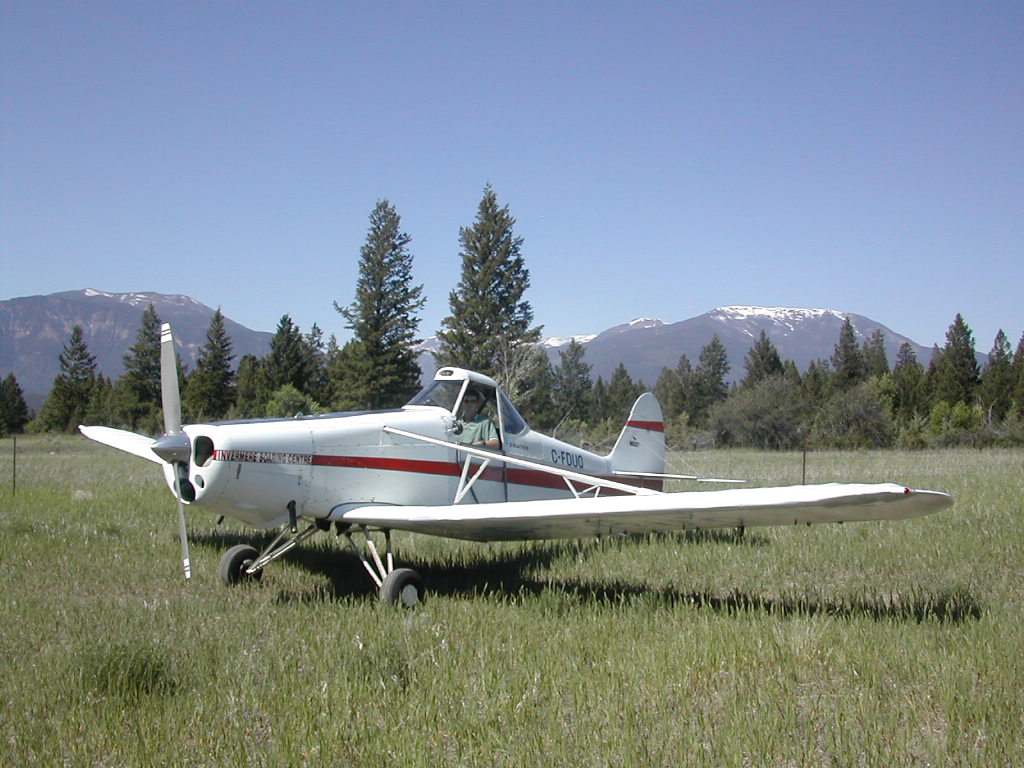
406,380,464,413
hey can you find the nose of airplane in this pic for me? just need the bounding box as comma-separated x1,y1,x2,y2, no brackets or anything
185,429,222,502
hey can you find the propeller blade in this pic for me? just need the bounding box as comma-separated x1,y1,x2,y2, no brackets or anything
173,471,192,580
160,323,181,435
160,323,191,580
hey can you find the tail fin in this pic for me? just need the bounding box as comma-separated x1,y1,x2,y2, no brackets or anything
607,393,666,474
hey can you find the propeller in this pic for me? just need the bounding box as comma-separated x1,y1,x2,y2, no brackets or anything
150,323,192,580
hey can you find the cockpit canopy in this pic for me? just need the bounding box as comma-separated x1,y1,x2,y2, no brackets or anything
406,367,528,436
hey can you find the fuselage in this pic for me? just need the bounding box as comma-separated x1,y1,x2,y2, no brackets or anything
180,405,619,529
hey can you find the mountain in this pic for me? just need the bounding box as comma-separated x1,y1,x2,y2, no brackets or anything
2,290,944,410
543,306,936,386
0,289,272,406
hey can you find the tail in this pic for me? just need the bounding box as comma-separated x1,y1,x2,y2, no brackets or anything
607,393,666,475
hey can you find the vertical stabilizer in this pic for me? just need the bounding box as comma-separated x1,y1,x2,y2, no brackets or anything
607,393,666,474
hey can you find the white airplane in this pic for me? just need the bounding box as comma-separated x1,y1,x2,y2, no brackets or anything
80,324,953,606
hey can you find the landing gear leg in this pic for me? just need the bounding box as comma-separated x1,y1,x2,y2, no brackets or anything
219,520,322,585
342,527,425,607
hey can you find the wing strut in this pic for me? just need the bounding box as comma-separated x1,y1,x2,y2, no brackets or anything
383,426,661,499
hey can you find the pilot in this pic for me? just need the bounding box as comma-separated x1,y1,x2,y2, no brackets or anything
457,387,500,449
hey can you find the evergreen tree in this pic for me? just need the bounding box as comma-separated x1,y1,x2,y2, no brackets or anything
184,309,236,420
654,364,684,423
84,373,114,426
514,346,557,431
978,329,1014,423
891,342,926,422
0,373,30,435
37,325,97,432
264,315,307,394
552,339,593,425
301,324,330,405
742,331,783,387
334,200,425,409
1012,332,1024,418
690,335,730,425
605,363,639,424
801,359,833,410
862,329,890,378
929,314,979,407
233,354,267,417
115,304,163,430
436,185,542,383
590,376,609,424
830,317,866,391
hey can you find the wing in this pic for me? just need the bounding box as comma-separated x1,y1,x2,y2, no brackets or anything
79,425,163,464
339,483,953,541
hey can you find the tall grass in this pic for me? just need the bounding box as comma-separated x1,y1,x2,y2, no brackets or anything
0,437,1020,765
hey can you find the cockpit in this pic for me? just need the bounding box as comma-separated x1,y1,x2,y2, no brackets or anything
406,367,529,446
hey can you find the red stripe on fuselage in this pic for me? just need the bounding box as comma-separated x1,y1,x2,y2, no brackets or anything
216,451,661,492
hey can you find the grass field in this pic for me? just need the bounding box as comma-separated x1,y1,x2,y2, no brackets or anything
1,436,1021,766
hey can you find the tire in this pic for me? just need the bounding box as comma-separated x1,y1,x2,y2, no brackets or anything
379,568,425,607
219,544,262,585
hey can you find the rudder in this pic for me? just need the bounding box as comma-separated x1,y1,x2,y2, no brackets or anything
607,393,666,475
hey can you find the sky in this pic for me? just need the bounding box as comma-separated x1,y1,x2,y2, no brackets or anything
2,1,1021,353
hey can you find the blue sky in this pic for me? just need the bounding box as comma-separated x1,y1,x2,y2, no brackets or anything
2,1,1021,353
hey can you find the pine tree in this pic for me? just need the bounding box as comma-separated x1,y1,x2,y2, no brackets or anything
742,331,784,387
978,329,1014,423
605,363,639,424
233,354,266,417
37,325,97,432
184,309,236,420
862,329,890,378
302,324,330,405
830,317,866,391
801,359,833,409
690,336,730,425
0,373,30,435
264,315,307,393
514,346,557,431
436,185,542,383
334,200,425,409
891,342,926,422
929,314,979,407
654,364,685,423
552,339,593,425
1012,332,1024,418
115,304,163,430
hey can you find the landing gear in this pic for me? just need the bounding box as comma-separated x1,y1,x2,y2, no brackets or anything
340,526,426,608
219,544,262,585
216,516,425,606
380,568,425,607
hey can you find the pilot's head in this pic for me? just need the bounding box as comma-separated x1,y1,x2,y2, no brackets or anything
462,388,485,418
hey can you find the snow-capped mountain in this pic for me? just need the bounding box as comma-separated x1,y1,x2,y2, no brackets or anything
1,291,939,405
543,306,932,385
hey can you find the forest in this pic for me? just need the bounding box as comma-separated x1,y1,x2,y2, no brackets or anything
3,189,1022,450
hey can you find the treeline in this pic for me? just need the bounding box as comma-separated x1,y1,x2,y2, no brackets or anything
3,186,1021,450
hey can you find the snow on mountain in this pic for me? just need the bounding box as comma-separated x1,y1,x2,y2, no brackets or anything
709,306,849,337
542,333,597,348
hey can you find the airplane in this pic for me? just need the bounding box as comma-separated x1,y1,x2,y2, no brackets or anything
80,324,954,606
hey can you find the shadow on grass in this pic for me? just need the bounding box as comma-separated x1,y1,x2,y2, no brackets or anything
189,528,980,624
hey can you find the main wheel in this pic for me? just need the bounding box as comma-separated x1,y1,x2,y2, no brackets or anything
219,544,262,585
379,568,425,607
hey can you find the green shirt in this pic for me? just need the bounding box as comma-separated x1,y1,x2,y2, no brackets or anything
459,413,499,446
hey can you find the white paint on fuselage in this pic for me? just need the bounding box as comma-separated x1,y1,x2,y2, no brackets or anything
181,406,619,530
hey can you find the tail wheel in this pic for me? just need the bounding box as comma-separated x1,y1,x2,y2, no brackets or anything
219,544,262,585
380,568,425,607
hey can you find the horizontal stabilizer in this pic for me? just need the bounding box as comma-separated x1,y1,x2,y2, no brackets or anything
79,426,163,464
339,483,954,542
